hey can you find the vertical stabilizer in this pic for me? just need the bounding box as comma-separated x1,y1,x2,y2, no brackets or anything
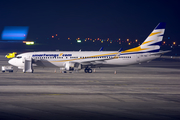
140,22,166,52
121,22,166,54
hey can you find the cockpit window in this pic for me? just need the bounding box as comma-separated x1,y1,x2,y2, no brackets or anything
16,56,22,58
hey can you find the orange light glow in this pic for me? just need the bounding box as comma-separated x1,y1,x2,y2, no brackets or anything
52,36,54,38
56,34,58,36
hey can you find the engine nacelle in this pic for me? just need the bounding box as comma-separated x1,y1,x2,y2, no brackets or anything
64,62,81,71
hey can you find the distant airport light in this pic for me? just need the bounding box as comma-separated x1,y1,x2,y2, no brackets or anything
56,34,58,36
173,42,176,45
119,38,120,40
52,36,54,38
128,43,131,45
163,41,165,44
23,41,34,45
127,39,129,42
26,42,34,45
77,40,81,43
135,39,138,42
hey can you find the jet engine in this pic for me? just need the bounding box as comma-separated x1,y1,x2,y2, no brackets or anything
64,62,81,71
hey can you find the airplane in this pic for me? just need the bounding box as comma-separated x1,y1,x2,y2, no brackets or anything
8,22,170,73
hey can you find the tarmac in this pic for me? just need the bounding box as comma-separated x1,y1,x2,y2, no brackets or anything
0,54,180,120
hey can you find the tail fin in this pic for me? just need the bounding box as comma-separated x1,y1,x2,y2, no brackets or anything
140,22,166,52
121,23,166,54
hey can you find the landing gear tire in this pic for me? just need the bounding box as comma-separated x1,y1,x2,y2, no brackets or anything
84,68,92,73
84,69,88,73
88,69,92,73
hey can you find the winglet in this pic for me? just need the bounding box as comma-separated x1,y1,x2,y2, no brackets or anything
114,48,123,58
118,48,123,52
99,47,104,51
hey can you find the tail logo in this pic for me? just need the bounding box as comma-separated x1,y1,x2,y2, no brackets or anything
121,22,166,54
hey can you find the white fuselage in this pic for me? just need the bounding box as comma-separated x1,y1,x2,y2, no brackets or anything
8,51,160,69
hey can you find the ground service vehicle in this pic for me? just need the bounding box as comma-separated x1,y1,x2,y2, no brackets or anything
2,66,13,73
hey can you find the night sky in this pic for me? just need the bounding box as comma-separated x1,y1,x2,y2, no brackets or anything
0,0,180,49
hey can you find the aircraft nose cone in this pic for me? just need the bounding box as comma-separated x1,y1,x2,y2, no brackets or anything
8,59,15,65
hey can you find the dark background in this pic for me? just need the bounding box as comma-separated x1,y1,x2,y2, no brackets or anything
0,0,179,54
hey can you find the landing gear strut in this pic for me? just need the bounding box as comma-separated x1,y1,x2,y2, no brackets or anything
84,68,92,73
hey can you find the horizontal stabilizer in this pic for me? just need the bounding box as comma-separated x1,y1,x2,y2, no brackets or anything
150,50,171,55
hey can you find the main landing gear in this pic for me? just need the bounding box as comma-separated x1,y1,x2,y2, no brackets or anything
84,68,92,73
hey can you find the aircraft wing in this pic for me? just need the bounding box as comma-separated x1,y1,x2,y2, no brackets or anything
78,48,123,66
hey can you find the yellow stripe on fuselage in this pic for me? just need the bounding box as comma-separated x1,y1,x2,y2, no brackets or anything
51,52,118,62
